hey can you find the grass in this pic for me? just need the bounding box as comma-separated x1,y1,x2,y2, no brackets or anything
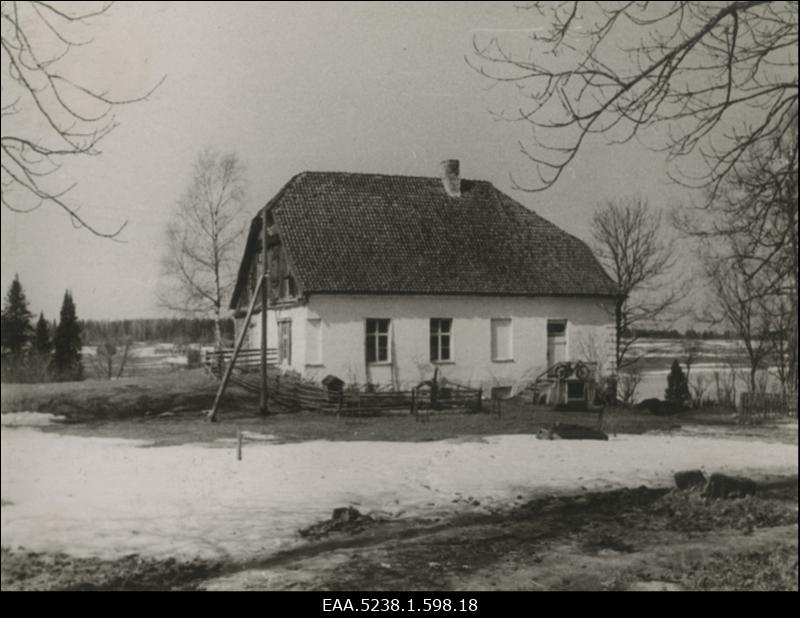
0,369,238,421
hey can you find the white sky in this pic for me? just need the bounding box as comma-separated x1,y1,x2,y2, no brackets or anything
1,1,694,320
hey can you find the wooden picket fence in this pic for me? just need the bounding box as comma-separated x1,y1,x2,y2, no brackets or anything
740,391,798,422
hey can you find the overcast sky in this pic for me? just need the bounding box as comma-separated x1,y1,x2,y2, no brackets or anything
1,1,694,320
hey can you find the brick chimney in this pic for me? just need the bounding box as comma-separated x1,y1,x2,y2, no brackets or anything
440,159,461,197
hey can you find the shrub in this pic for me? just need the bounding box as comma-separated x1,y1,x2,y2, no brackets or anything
665,360,690,404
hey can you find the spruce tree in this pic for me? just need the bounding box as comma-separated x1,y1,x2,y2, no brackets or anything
53,291,83,381
1,274,34,356
30,312,54,382
665,359,690,404
34,312,52,355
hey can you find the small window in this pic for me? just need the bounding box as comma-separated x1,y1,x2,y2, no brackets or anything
491,318,513,361
430,318,452,362
278,320,292,365
366,319,390,363
567,381,585,401
249,253,261,295
269,247,281,288
547,320,567,337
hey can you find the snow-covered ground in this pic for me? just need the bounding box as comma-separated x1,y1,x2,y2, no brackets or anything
1,425,796,562
0,412,66,427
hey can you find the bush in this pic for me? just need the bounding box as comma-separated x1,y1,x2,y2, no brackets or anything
665,360,690,404
186,348,202,369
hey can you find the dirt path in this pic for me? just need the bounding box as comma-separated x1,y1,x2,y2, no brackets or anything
201,482,799,592
3,479,796,591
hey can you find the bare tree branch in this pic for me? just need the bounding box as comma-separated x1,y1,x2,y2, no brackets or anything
469,2,798,197
1,1,164,237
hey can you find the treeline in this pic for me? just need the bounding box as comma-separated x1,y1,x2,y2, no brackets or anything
628,328,736,340
79,318,235,345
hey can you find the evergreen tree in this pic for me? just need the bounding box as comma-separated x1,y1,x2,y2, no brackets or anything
1,275,34,356
53,291,83,381
665,359,690,404
33,312,52,355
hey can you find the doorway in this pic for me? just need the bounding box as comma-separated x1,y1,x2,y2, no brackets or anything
547,319,567,368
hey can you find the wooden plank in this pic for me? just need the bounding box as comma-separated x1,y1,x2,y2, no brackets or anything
207,275,264,422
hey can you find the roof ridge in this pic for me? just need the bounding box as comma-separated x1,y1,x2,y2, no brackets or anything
294,170,493,184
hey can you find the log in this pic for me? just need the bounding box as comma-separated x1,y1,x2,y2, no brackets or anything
537,423,609,441
702,473,757,499
674,469,706,491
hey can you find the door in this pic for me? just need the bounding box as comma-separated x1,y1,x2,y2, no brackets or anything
547,320,567,367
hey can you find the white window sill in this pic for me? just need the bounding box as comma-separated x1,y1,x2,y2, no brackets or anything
491,358,515,364
367,361,392,367
432,360,455,366
305,363,325,368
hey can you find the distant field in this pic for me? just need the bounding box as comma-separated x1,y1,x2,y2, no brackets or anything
81,342,214,379
626,338,784,401
628,338,754,372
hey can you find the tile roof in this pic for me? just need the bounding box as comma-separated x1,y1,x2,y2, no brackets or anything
230,171,618,308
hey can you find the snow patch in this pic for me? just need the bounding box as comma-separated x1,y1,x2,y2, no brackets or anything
1,412,66,427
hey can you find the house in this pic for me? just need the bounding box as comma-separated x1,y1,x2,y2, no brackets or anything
229,160,619,397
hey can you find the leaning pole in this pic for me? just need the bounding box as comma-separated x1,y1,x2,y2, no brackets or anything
260,210,269,415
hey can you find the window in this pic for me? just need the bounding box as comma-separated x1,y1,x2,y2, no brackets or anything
567,381,585,401
491,318,513,361
249,252,261,296
430,318,452,362
278,320,292,364
365,319,390,363
269,246,281,291
306,318,322,365
547,320,567,337
279,275,296,299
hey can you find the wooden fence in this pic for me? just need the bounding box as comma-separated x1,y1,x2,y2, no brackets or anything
203,348,482,416
204,348,278,375
740,391,798,422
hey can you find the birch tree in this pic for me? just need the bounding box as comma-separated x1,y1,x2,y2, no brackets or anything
158,150,247,349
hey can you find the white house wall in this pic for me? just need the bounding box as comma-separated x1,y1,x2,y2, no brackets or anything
236,305,309,372
292,294,616,391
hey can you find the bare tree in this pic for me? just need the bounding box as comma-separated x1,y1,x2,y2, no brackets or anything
677,120,798,388
689,373,709,408
89,338,130,379
1,1,163,237
617,369,642,406
158,150,247,349
469,2,797,196
591,196,686,370
764,295,794,396
702,246,773,393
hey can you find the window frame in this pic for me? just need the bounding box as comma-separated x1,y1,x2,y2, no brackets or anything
277,319,292,365
490,317,514,363
365,318,391,364
430,318,453,363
